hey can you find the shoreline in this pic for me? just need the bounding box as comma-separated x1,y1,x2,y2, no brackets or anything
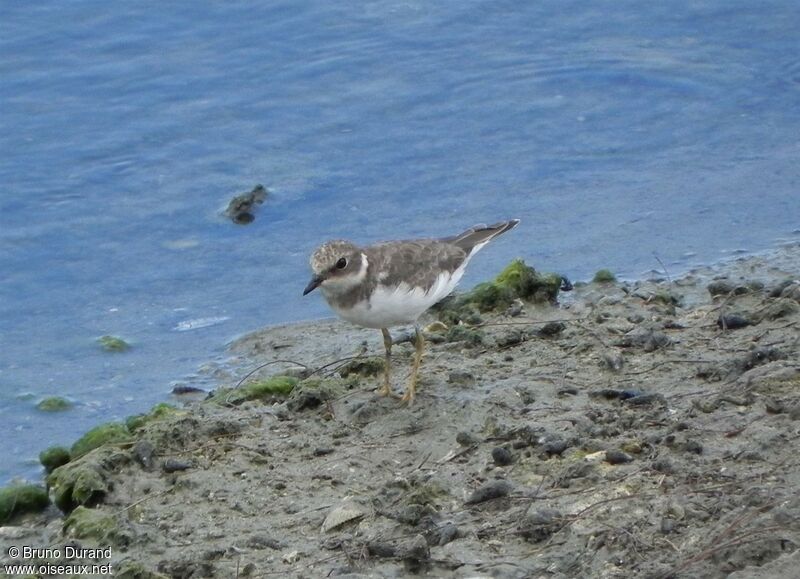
1,244,799,578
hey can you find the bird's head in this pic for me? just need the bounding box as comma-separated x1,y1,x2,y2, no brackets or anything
303,241,367,296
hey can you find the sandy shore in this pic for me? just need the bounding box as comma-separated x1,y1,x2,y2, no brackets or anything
2,245,800,579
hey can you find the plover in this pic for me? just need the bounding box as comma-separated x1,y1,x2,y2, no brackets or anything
303,219,519,403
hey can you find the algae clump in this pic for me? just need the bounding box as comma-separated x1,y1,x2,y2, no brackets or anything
126,402,182,432
36,396,73,412
0,484,50,523
438,259,563,323
63,506,130,546
98,335,130,352
71,422,133,458
47,456,111,512
39,446,71,473
213,375,298,405
593,269,617,283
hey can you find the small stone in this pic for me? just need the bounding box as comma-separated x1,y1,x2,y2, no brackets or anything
456,432,479,446
171,385,206,395
717,313,751,330
448,371,475,385
434,522,459,546
605,450,633,465
538,321,566,337
133,441,155,470
162,458,192,473
707,280,735,296
491,447,513,466
465,480,512,505
543,440,569,456
519,508,562,542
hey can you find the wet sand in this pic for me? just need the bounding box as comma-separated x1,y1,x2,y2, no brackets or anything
2,244,800,578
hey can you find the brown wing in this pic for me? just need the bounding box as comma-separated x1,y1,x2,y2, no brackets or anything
367,241,467,292
442,219,520,255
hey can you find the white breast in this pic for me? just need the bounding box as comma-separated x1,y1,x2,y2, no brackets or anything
332,262,468,329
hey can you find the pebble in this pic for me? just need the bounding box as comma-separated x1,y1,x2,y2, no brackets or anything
491,447,513,466
538,321,565,337
717,313,752,330
605,450,633,465
133,440,155,470
456,431,479,446
465,480,513,505
434,522,459,546
519,508,562,542
684,439,703,454
448,371,475,385
543,439,569,456
162,458,192,473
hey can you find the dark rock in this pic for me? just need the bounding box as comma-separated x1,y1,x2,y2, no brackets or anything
718,313,752,330
171,385,206,395
684,440,703,454
497,330,526,348
133,441,155,470
447,371,475,385
456,432,479,446
770,278,798,297
465,480,513,505
625,393,666,406
707,280,736,296
652,458,674,473
246,535,284,550
162,459,192,473
618,328,671,351
605,450,633,465
764,397,785,414
519,508,563,542
491,447,513,466
538,321,566,337
225,184,267,224
543,439,569,456
367,541,397,558
432,522,459,546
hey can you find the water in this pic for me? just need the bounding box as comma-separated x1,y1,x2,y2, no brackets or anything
1,0,798,482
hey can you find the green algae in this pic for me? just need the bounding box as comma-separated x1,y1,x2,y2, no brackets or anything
0,484,50,523
47,458,109,512
39,446,71,473
70,422,133,459
126,402,182,432
36,396,73,412
98,335,130,352
593,269,617,283
213,375,299,405
437,259,563,323
63,506,130,546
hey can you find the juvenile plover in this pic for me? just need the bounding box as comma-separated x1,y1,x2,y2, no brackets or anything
303,220,519,403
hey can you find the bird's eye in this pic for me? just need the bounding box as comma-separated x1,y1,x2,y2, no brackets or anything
335,257,348,269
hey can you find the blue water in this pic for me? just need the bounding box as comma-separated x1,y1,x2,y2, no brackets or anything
1,1,799,482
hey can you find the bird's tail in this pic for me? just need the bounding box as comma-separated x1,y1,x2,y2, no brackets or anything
444,219,520,256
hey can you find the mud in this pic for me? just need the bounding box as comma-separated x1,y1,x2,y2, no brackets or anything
2,245,800,579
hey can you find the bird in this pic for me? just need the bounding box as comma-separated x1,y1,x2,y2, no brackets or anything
303,219,520,403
